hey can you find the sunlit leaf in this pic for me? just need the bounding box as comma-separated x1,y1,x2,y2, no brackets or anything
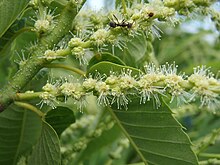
109,98,198,165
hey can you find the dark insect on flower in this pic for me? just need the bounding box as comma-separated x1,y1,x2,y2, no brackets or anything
109,14,133,29
148,12,154,17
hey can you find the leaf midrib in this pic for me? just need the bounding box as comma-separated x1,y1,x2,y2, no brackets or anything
106,107,148,165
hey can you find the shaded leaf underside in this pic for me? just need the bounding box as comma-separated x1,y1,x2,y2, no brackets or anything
28,121,61,165
0,106,42,165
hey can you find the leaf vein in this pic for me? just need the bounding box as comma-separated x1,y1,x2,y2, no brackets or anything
139,147,195,164
121,121,181,128
129,135,189,145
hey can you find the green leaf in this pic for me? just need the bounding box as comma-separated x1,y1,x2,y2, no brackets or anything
87,61,143,77
0,31,37,84
108,98,198,165
128,163,145,165
126,32,148,65
45,106,75,137
156,31,210,64
28,122,61,165
0,106,42,165
0,19,26,54
87,52,125,70
0,0,30,37
115,32,148,67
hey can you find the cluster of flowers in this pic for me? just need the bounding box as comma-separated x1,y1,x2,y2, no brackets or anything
39,63,220,111
32,0,216,65
32,7,58,34
70,1,178,52
61,113,115,163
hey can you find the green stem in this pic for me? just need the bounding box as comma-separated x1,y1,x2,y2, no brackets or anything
0,56,48,112
121,0,127,14
199,153,220,159
44,63,86,77
14,101,44,117
0,1,85,112
56,48,71,56
196,128,220,154
199,159,220,165
106,107,148,165
15,92,43,101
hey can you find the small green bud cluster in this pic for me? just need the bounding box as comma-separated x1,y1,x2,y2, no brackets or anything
164,0,213,15
90,29,109,47
193,128,220,155
109,138,130,160
33,7,57,34
174,104,199,118
38,48,68,61
60,82,85,101
91,115,115,138
130,1,175,22
188,66,220,110
62,114,114,144
39,77,87,110
61,113,115,163
29,0,38,9
66,30,127,64
40,63,220,111
16,156,26,165
89,29,127,50
68,38,91,64
209,9,220,33
73,10,108,33
38,80,60,109
43,49,67,60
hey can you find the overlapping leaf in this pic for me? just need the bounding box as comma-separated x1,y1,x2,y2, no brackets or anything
28,122,61,165
0,106,42,165
0,0,29,37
